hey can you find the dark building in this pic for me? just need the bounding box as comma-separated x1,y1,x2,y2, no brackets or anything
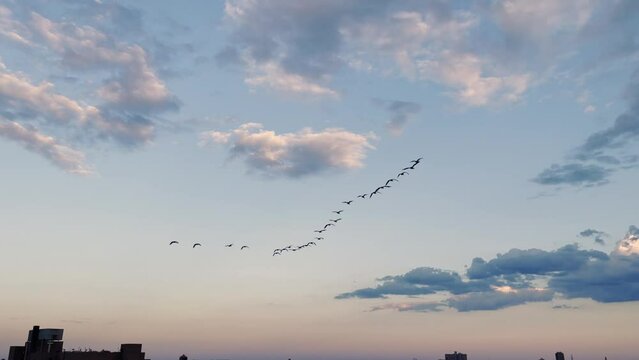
555,352,565,360
445,352,468,360
7,326,147,360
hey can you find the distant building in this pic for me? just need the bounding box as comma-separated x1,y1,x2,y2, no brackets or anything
445,352,468,360
555,352,565,360
7,326,148,360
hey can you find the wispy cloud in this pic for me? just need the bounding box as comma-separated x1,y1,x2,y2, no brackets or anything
0,119,93,176
373,99,421,136
200,123,375,178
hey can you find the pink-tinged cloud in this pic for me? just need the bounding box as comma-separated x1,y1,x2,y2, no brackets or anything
200,123,375,178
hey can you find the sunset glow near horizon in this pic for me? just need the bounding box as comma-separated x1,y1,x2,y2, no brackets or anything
1,1,638,360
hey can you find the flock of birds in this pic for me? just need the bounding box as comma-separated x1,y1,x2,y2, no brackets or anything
169,240,249,250
167,156,422,256
272,157,423,257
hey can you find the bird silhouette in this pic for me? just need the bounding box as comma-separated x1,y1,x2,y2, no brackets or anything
306,242,317,246
385,178,398,186
357,194,367,199
314,229,326,233
324,223,335,229
410,157,423,164
330,218,342,223
193,243,202,248
342,200,354,205
397,171,409,177
169,241,179,245
402,166,413,171
333,210,344,214
241,245,249,250
315,237,324,240
225,243,233,247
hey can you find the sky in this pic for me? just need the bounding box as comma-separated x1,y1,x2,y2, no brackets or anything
1,1,639,360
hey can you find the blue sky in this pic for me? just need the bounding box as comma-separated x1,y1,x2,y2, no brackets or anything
1,1,639,360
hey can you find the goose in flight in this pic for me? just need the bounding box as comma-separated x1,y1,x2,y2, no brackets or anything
397,171,409,177
385,178,398,186
225,243,233,247
314,237,324,240
332,210,344,214
324,223,335,229
169,241,179,245
306,242,317,246
410,157,423,164
193,243,202,248
357,194,367,199
330,218,342,223
342,200,354,205
241,245,249,250
314,229,326,233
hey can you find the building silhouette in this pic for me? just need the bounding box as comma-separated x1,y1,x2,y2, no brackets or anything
445,351,468,360
555,352,565,360
7,326,147,360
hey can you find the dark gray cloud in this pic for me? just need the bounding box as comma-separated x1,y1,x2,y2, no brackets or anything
534,68,639,188
532,163,612,187
466,244,608,279
373,99,422,135
579,228,608,245
338,227,639,313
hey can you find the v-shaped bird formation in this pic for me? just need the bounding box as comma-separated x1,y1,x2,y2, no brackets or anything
167,156,422,256
272,157,423,256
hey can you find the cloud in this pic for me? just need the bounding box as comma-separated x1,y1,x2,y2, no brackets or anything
0,118,93,175
0,60,154,145
0,5,31,46
220,1,530,104
30,12,179,113
369,302,445,313
466,244,609,279
614,226,639,256
244,61,339,97
532,163,612,187
578,228,609,245
338,227,639,312
446,287,554,312
373,99,421,135
416,52,530,106
534,68,639,188
200,123,375,178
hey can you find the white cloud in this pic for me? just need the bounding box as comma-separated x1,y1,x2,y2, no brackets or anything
615,226,639,256
418,52,530,106
30,12,176,112
200,123,375,177
0,5,31,46
0,118,93,176
0,60,154,145
245,61,339,98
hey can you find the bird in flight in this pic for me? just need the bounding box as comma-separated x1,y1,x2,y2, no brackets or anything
324,223,335,229
330,218,342,223
241,246,249,250
193,243,202,248
385,178,398,186
314,229,326,233
357,194,367,199
332,210,344,214
397,171,409,177
410,157,423,164
315,237,324,240
402,166,414,171
306,242,317,246
342,200,354,205
169,241,179,245
225,243,233,247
